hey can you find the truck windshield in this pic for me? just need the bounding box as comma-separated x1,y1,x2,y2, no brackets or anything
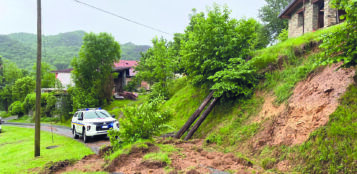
84,111,111,119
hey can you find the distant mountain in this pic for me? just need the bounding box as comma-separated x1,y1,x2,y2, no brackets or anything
121,42,150,61
0,31,150,70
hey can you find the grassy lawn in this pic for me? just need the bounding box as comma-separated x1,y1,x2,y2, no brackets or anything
0,126,93,173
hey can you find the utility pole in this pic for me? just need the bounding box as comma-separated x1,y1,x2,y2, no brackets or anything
35,0,42,157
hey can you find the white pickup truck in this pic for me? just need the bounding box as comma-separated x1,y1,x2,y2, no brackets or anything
71,108,119,143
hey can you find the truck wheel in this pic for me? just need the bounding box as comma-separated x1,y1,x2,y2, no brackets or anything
73,127,79,139
83,129,89,143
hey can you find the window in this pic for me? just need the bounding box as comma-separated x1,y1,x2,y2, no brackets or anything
84,111,111,119
298,12,304,27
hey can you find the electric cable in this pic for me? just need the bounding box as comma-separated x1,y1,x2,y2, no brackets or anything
73,0,172,35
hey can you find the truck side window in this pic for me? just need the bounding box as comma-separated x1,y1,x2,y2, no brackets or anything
73,112,78,117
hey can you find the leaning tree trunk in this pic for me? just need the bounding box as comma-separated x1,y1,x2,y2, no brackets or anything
184,97,219,141
174,90,215,139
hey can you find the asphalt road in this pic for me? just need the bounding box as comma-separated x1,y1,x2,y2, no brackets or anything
3,122,110,154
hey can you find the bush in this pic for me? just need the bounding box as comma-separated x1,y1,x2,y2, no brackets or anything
277,29,288,43
108,97,172,146
148,82,170,101
8,101,24,116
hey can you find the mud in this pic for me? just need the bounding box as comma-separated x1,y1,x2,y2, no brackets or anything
170,140,254,173
105,143,162,173
57,139,258,173
253,95,286,123
55,155,105,174
42,160,73,174
253,63,356,148
98,145,113,158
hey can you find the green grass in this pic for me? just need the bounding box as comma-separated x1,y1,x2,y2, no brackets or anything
7,115,71,128
260,53,319,103
105,139,152,161
204,96,264,146
163,82,208,132
250,23,345,71
0,126,93,173
103,94,148,119
143,152,171,165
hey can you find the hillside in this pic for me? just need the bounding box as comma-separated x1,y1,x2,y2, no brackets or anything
160,24,357,173
0,31,150,70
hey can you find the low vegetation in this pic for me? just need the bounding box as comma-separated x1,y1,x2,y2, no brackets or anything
0,126,93,173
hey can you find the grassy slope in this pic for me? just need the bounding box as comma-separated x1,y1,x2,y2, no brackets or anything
0,126,93,173
164,23,356,172
103,94,148,119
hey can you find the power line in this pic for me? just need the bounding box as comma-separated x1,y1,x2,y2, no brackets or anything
73,0,172,35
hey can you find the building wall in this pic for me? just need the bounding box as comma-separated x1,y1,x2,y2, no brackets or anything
288,0,338,38
56,73,74,88
324,0,337,27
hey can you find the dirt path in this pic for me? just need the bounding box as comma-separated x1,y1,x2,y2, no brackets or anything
3,122,110,154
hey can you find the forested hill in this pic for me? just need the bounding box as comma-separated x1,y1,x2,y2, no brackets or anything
0,31,150,70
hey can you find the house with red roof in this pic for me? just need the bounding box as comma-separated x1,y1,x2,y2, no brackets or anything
52,60,149,94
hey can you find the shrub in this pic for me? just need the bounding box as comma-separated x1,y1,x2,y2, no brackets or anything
109,97,172,145
277,29,288,43
8,101,24,116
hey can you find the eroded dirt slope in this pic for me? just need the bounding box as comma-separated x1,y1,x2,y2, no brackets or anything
254,63,355,148
53,139,257,174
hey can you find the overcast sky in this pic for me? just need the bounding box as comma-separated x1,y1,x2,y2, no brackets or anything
0,0,266,45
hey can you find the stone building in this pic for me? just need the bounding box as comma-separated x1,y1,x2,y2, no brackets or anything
279,0,345,38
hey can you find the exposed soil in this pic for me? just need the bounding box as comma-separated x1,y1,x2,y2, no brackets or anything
252,94,286,123
170,139,254,173
55,155,105,174
41,160,73,174
253,63,356,148
56,139,258,173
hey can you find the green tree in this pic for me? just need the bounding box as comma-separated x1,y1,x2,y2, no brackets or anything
12,76,35,102
0,59,24,111
71,32,121,110
136,37,174,84
258,0,290,41
32,62,56,88
181,5,262,87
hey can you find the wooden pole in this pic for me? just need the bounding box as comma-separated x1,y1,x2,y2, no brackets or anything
184,97,219,141
35,0,42,157
174,90,214,139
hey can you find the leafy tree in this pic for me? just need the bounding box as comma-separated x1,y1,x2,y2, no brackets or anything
12,76,35,102
258,0,290,41
208,58,257,98
0,59,24,111
32,62,56,88
181,5,262,87
136,37,175,99
71,32,121,110
319,0,357,67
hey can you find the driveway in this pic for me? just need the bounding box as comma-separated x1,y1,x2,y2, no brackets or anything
3,122,110,154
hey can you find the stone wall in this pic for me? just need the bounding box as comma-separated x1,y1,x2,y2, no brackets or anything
288,0,338,38
324,0,337,27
